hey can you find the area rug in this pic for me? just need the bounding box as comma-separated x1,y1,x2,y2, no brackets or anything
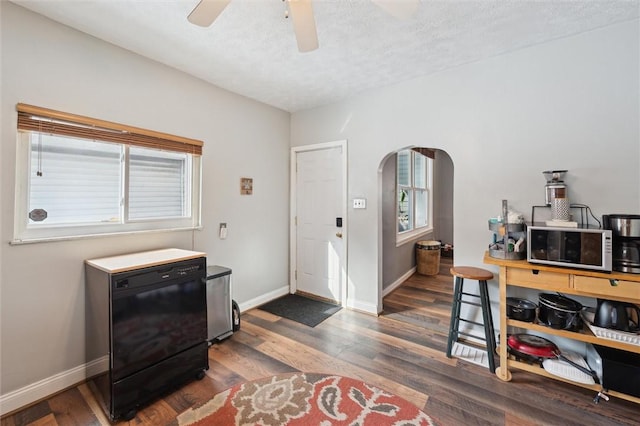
257,294,341,327
176,372,436,425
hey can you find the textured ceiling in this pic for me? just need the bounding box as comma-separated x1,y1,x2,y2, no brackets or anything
10,0,640,112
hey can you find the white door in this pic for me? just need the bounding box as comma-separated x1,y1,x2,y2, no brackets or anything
292,143,346,304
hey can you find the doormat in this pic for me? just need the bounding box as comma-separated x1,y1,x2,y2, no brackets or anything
258,294,341,327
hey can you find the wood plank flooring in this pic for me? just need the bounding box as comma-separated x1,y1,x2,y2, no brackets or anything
2,257,638,425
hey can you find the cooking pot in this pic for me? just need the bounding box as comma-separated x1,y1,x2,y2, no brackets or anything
506,297,537,322
594,299,640,332
507,334,598,382
538,293,583,331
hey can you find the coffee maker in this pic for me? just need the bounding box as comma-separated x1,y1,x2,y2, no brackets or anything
543,170,568,206
603,214,640,273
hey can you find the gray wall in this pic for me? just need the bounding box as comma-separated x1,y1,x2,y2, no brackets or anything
291,20,639,314
432,151,454,246
0,2,290,408
381,150,454,290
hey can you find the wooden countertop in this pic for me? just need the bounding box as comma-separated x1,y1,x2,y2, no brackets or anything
483,251,640,283
86,248,206,273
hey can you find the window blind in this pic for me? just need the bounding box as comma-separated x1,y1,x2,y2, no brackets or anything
28,134,122,225
397,150,411,186
17,103,203,155
129,147,188,220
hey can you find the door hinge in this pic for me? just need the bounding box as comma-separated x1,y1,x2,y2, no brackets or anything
294,270,297,280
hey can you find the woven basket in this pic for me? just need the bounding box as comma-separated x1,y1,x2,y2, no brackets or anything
416,240,441,275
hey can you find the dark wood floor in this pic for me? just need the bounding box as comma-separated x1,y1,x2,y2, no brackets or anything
2,257,638,425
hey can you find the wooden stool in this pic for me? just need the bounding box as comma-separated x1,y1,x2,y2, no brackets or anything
446,266,496,373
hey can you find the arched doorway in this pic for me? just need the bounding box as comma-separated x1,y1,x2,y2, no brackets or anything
378,147,454,324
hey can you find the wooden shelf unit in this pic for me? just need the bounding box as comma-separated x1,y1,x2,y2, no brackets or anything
484,252,640,404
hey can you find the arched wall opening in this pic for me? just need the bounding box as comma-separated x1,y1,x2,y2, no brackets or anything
378,147,454,309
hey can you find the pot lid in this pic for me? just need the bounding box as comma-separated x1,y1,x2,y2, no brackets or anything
538,293,582,312
506,297,537,310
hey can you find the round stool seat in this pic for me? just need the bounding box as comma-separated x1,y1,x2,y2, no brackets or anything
449,266,493,281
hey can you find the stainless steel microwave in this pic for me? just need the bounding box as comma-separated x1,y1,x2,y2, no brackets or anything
527,225,613,271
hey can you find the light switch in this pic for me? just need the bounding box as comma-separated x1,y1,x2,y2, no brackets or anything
219,223,227,239
353,198,366,209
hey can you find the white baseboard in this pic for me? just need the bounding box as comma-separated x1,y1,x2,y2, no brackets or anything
345,297,378,315
1,283,377,416
237,283,380,317
0,356,108,417
237,285,290,313
382,267,416,297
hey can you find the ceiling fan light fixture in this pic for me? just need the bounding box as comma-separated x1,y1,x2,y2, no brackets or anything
187,0,232,27
288,0,319,52
187,0,412,53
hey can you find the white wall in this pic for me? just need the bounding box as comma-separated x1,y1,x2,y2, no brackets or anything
0,2,290,410
291,20,640,313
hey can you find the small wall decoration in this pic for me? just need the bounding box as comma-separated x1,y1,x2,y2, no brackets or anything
29,208,48,222
240,177,253,195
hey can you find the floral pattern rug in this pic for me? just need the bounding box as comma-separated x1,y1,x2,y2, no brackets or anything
177,372,436,425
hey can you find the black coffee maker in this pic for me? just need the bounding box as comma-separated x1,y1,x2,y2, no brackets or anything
603,214,640,273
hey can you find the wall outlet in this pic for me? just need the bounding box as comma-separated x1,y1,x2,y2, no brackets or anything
353,198,366,209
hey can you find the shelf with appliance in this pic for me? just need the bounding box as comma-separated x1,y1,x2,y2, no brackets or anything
488,200,527,260
484,252,640,404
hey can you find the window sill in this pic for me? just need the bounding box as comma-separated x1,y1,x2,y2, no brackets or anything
10,226,203,245
396,227,434,247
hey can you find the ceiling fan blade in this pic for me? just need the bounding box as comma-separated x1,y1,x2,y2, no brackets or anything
370,0,419,19
288,0,319,52
187,0,231,27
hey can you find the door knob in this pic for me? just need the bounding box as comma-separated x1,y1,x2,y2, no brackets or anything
336,232,343,238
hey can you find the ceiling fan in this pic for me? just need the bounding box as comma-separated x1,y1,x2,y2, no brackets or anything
187,0,420,53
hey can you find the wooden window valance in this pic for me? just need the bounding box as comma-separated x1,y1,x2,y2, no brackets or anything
412,147,435,159
16,103,203,155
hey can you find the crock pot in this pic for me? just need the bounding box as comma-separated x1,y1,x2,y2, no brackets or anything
538,293,583,331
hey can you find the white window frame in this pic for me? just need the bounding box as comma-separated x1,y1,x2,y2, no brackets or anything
396,149,433,245
13,131,202,244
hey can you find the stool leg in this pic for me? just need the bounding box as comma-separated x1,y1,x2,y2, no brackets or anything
446,276,464,358
478,280,496,373
480,281,497,355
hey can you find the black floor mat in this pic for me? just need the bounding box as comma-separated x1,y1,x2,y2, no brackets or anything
258,294,341,327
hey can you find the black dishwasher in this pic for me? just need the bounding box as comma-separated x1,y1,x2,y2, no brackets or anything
86,253,208,421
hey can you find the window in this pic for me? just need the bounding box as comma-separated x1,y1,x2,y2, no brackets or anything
397,149,432,239
13,104,202,243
